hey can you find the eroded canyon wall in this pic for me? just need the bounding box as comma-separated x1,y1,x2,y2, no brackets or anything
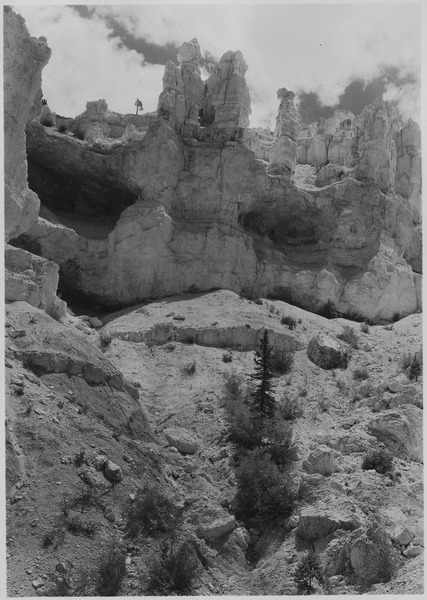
5,20,422,322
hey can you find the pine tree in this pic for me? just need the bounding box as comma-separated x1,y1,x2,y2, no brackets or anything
294,551,325,595
409,353,422,381
249,330,276,421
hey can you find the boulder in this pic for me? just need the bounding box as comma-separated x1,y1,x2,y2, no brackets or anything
164,426,200,454
395,527,415,546
298,506,359,541
403,545,423,558
89,317,103,329
302,446,340,476
87,454,107,471
307,334,348,370
197,516,236,541
367,405,423,462
104,460,123,482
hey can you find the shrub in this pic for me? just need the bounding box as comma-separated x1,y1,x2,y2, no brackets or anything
74,128,85,140
294,551,327,595
182,360,196,375
240,284,261,302
73,448,86,467
262,419,298,470
271,348,295,376
281,315,297,330
360,322,370,334
65,514,97,537
96,545,127,596
146,541,198,595
100,330,112,348
42,526,65,549
362,449,393,475
222,352,233,363
354,524,397,590
57,123,68,133
392,312,401,322
400,352,412,370
125,486,178,538
279,395,303,421
319,299,338,319
222,374,260,449
40,116,54,127
234,447,295,524
353,368,369,381
338,326,359,349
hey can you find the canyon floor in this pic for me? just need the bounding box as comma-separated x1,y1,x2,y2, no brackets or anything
5,290,423,596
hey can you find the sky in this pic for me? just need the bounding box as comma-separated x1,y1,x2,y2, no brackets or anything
12,1,422,129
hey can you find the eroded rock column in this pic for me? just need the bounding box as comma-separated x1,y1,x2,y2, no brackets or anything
268,88,301,176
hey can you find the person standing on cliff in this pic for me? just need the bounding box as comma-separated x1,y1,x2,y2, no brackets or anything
135,99,143,115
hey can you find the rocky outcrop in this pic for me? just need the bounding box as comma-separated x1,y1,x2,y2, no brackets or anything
367,405,423,462
3,6,51,240
5,245,66,319
203,49,251,130
7,28,420,322
268,88,301,175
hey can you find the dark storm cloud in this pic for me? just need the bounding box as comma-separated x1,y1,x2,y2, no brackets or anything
298,65,419,124
71,5,178,65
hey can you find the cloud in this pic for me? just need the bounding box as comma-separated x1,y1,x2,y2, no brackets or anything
16,5,164,117
15,3,420,128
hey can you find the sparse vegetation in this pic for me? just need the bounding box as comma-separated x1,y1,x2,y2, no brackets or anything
281,315,297,330
294,551,327,595
279,394,303,421
65,513,97,537
96,544,127,596
271,348,295,375
362,449,393,475
146,541,198,596
353,367,369,381
338,325,359,349
125,486,178,538
222,351,233,363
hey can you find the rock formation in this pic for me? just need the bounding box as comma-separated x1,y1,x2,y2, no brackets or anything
6,16,422,323
268,88,301,175
3,6,50,240
4,7,66,319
